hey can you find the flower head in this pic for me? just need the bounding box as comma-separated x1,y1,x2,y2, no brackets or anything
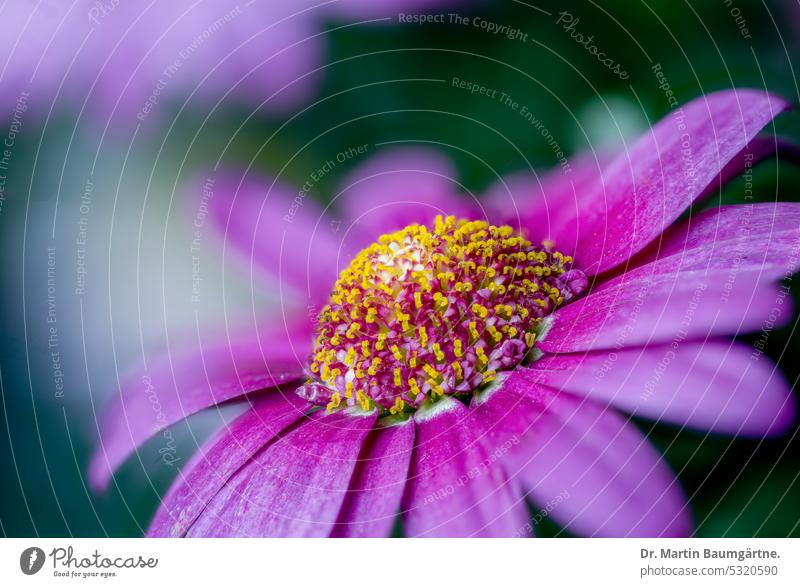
91,89,798,537
301,217,585,413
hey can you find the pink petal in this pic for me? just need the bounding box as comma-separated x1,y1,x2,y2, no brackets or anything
186,411,376,537
468,374,564,537
148,392,309,537
540,273,788,353
336,147,478,247
89,324,310,491
508,390,692,537
526,341,796,436
554,90,789,275
711,135,785,189
484,153,608,250
332,420,415,537
469,372,556,449
194,8,320,113
203,172,361,302
629,202,800,280
402,397,529,537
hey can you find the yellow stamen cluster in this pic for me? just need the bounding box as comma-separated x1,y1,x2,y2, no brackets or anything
296,216,582,416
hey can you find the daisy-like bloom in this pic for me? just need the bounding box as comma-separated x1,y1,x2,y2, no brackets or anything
0,0,456,123
91,89,798,537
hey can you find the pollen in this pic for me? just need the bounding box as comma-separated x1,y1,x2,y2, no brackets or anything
296,215,585,415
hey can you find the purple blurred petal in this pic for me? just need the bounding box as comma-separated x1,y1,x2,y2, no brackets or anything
402,397,529,537
484,154,608,250
328,0,463,19
186,410,376,537
1,1,321,123
1,1,461,123
205,173,362,303
540,273,788,353
507,390,692,537
148,392,309,537
336,147,478,247
89,324,310,491
332,420,415,537
553,90,789,275
527,341,796,436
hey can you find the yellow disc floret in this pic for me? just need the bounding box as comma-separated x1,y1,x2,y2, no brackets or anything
296,215,585,416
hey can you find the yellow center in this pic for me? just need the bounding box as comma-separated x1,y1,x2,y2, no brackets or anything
296,216,579,416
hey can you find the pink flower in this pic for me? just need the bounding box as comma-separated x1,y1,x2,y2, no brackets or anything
0,0,458,123
91,89,798,537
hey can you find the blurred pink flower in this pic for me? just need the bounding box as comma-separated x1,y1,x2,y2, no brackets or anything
92,89,797,537
0,0,460,125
